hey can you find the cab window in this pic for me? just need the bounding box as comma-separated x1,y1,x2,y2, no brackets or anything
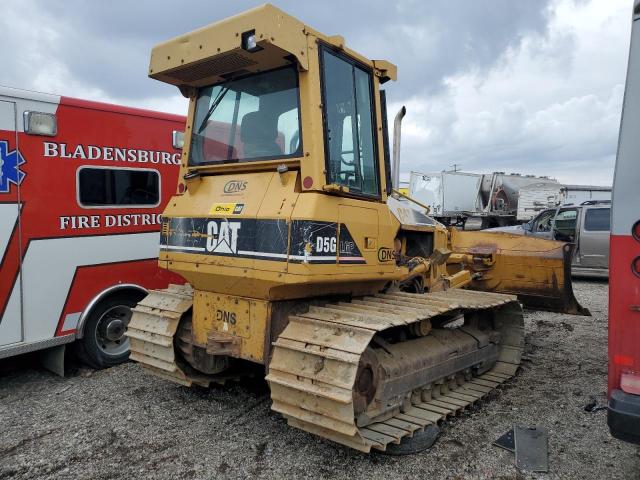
190,66,302,165
320,46,379,197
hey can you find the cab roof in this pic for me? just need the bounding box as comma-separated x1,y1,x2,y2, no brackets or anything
149,4,396,90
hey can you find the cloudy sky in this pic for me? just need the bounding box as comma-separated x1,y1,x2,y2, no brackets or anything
1,0,632,185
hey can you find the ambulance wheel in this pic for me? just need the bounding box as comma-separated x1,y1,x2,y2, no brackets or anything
74,292,145,369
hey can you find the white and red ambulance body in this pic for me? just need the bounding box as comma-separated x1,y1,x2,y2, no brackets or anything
607,1,640,445
0,86,186,371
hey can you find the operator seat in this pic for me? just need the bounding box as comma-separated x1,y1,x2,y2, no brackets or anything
240,111,282,158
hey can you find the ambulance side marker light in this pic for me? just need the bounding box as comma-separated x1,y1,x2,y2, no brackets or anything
172,130,184,149
24,111,57,136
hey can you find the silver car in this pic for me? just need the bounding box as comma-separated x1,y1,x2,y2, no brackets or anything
487,202,610,277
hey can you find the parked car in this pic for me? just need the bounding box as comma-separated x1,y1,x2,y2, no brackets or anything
486,201,610,277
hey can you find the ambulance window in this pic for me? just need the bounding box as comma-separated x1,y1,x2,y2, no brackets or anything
78,167,160,207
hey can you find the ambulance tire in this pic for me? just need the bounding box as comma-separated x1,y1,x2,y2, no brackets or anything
74,291,145,369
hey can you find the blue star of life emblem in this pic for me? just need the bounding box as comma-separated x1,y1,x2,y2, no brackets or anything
0,141,26,193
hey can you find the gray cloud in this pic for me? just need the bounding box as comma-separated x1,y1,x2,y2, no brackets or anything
0,0,628,185
2,0,552,102
392,0,628,186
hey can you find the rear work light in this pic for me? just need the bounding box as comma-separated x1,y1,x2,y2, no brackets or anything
241,30,263,53
23,111,57,136
621,372,640,395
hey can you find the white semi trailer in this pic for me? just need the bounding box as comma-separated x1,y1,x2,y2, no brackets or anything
410,170,611,230
409,171,560,229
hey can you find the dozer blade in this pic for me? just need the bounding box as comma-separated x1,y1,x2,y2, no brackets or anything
449,229,589,316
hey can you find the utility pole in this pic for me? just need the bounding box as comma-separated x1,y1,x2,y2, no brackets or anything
449,163,461,172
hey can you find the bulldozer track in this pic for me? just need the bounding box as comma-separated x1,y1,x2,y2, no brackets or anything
126,284,210,387
127,285,523,452
266,289,524,452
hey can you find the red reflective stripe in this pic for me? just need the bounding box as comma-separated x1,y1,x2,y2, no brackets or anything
614,355,635,367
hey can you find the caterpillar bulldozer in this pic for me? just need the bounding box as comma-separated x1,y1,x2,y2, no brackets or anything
127,4,587,453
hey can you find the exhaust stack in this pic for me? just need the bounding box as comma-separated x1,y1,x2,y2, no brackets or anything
392,106,406,190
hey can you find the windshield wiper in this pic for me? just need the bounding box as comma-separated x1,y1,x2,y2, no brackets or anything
197,85,231,134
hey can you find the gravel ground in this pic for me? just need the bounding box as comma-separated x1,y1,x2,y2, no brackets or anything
1,280,639,480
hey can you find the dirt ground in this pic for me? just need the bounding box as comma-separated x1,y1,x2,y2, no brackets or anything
1,280,639,480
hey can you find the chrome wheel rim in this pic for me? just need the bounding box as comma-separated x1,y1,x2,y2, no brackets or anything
95,305,132,356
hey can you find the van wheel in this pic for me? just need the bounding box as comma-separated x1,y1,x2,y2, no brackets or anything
74,292,145,369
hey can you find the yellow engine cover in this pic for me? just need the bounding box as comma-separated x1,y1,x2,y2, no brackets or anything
160,170,404,302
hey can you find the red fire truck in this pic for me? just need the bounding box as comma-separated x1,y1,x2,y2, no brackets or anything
0,86,186,373
607,0,640,444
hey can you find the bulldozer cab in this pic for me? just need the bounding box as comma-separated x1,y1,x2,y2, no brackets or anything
149,3,395,202
147,3,585,313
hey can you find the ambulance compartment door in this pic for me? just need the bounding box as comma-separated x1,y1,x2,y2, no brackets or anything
0,100,23,347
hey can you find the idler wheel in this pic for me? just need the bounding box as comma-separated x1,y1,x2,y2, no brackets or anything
380,425,441,455
353,348,380,415
175,312,228,375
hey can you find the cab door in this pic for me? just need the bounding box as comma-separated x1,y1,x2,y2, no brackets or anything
319,45,383,266
0,99,23,346
578,207,611,269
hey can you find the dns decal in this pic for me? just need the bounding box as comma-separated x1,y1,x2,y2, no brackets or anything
378,247,396,262
0,141,26,193
216,309,237,324
223,180,247,194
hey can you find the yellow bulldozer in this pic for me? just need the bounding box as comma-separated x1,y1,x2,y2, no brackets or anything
127,4,587,454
